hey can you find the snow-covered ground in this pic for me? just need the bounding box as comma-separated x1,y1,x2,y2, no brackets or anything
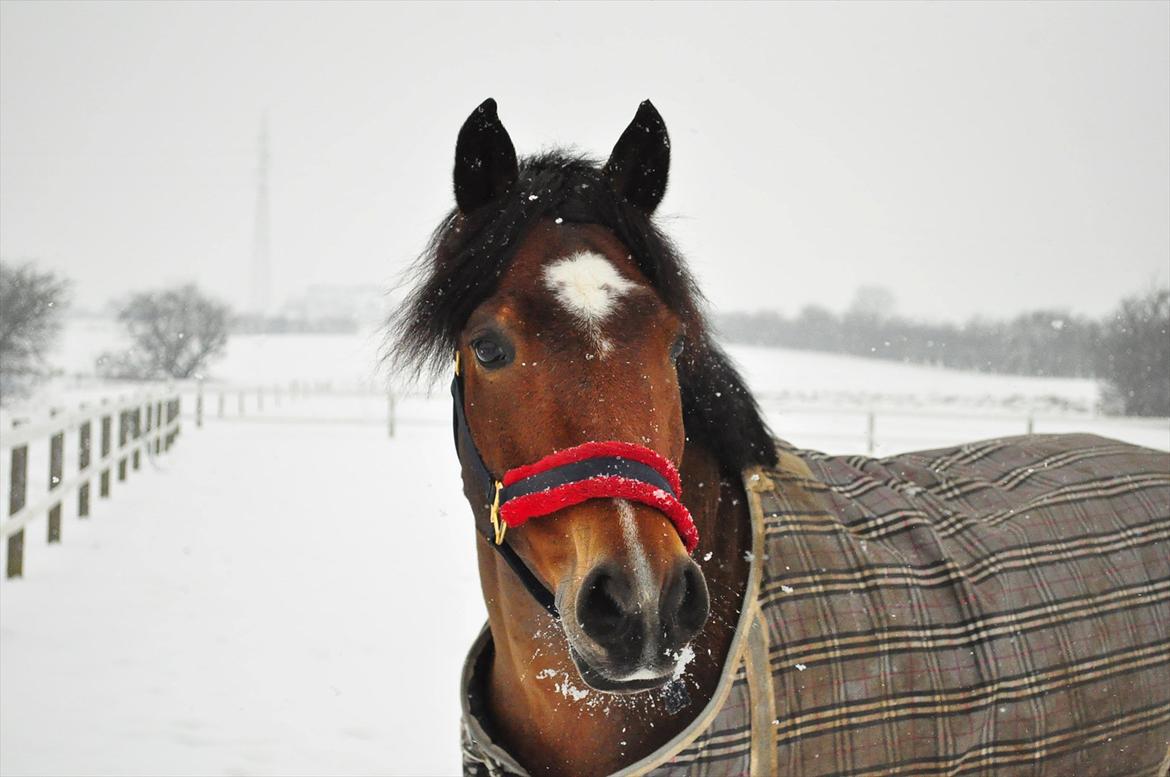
1,411,480,777
2,324,1167,776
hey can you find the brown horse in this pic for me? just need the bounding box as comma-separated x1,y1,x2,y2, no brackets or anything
389,100,1170,777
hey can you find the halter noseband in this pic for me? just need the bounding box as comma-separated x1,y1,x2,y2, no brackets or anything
451,357,698,620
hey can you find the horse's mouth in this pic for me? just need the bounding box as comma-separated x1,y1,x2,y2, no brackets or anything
569,645,675,694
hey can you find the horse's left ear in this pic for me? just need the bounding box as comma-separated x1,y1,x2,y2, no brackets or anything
454,98,519,214
604,100,670,214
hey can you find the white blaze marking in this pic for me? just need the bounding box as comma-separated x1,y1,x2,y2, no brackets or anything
617,499,655,608
543,251,636,355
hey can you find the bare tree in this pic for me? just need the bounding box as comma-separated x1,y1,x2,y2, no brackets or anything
0,260,70,401
98,285,230,379
1097,286,1170,416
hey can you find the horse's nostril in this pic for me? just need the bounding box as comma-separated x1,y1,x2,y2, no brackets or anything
662,559,710,645
573,568,645,659
581,572,622,635
680,563,710,633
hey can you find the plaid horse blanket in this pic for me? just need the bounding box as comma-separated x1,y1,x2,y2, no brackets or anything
461,434,1170,776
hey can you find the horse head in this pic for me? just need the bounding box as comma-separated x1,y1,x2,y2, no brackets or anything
391,99,774,699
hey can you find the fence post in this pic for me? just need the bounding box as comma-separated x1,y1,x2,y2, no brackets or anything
132,404,142,471
155,400,163,453
196,379,205,428
118,409,128,481
100,409,112,497
79,413,92,518
47,410,64,543
1026,415,1034,435
165,399,176,450
7,420,28,578
388,392,397,438
866,411,876,455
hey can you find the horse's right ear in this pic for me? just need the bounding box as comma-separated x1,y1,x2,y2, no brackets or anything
454,98,518,214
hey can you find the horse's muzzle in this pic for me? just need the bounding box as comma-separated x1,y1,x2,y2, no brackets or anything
568,557,709,691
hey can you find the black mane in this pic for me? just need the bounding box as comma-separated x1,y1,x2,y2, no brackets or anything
387,152,777,472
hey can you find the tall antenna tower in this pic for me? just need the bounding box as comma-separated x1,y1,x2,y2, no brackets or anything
249,116,271,316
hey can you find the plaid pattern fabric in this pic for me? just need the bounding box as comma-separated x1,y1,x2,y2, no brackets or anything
462,434,1170,776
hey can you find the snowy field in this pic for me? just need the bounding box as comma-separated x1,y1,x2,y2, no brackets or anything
1,413,477,776
2,323,1168,776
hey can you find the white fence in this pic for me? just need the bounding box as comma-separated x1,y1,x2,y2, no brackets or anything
4,380,1163,579
173,379,1170,455
752,397,1170,455
1,389,182,578
174,380,399,433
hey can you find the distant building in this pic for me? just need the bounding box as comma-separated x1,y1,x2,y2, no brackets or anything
281,283,387,324
231,283,390,334
280,283,388,329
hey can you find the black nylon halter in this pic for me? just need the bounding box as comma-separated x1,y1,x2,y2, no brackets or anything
451,371,561,618
450,366,685,621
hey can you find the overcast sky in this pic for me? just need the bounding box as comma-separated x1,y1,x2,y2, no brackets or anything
1,1,1167,321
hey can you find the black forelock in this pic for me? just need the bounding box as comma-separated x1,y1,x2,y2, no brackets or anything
386,151,777,472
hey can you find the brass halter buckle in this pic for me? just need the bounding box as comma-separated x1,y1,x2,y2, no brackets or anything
489,481,506,544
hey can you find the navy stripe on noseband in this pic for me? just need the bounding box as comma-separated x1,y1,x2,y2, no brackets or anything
501,457,676,504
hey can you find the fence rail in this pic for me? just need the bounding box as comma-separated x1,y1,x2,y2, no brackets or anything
754,400,1169,455
173,379,400,436
2,389,182,578
5,378,1162,581
169,378,1169,454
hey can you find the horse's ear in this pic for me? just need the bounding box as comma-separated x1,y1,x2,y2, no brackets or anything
603,100,670,214
454,98,519,214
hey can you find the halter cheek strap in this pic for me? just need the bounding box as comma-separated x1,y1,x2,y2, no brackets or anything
450,365,699,620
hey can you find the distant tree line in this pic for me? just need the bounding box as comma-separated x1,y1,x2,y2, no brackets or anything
716,285,1170,416
716,307,1102,376
3,258,1166,417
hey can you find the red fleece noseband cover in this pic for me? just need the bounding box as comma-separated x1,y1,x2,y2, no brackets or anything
498,441,699,553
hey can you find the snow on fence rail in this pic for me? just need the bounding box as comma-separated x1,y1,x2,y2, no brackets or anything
1,388,182,578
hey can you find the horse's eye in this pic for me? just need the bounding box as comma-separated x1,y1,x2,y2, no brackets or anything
669,336,685,363
472,337,509,368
